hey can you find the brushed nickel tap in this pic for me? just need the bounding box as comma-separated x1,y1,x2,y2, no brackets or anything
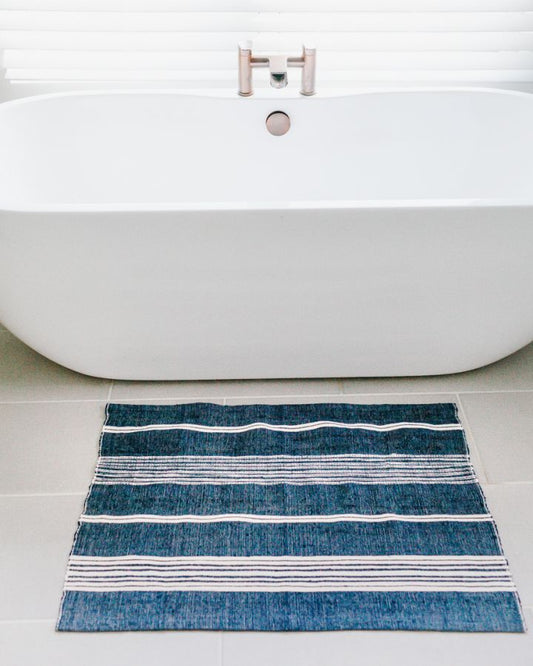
238,42,316,96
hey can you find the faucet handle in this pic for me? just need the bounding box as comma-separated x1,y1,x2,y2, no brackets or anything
301,45,316,96
238,42,253,96
238,40,253,54
287,44,316,96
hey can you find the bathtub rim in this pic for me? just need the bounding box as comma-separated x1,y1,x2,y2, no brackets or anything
1,84,533,108
2,85,533,214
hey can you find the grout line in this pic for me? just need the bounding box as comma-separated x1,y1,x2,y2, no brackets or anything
481,481,533,488
115,392,397,400
223,389,533,401
0,619,56,625
341,389,533,396
456,388,533,394
0,492,87,499
110,398,227,405
92,393,457,402
0,389,532,405
455,393,489,484
0,398,110,405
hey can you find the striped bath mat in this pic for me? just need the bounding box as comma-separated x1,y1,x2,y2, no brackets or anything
57,402,525,632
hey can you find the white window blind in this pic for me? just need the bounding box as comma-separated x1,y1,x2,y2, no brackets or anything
1,1,533,99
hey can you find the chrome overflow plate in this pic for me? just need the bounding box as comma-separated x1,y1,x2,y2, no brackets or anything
266,111,290,136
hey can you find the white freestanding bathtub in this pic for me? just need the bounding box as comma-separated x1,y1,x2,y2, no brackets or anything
0,88,532,379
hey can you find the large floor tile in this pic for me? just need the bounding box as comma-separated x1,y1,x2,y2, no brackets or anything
222,608,532,666
0,402,105,495
483,484,533,608
342,343,533,395
109,397,226,405
0,495,84,621
224,393,457,406
0,332,110,402
459,392,533,483
111,378,342,401
0,621,221,666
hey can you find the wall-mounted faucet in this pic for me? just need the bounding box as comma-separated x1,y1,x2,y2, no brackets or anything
238,42,316,97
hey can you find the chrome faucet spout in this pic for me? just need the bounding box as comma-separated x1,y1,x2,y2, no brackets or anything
270,72,288,88
268,55,288,89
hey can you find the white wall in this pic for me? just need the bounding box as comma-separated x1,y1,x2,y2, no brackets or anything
1,1,533,100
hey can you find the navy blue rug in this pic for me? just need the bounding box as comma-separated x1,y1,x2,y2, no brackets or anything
57,402,525,632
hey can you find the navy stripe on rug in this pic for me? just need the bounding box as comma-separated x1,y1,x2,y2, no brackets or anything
57,402,525,632
60,591,523,632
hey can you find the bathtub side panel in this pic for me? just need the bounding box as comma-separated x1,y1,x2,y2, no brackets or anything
0,206,531,379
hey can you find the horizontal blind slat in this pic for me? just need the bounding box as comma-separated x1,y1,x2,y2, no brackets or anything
278,13,533,32
3,1,533,10
0,11,268,31
3,29,533,53
3,35,533,56
2,11,533,32
8,68,533,83
278,32,533,50
5,51,533,70
0,32,269,50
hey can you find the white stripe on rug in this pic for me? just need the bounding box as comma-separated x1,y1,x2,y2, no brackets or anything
103,421,463,435
67,554,509,564
64,554,515,593
79,512,493,524
93,479,476,486
94,453,476,485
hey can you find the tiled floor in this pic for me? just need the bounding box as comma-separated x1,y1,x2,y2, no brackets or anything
1,327,532,666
